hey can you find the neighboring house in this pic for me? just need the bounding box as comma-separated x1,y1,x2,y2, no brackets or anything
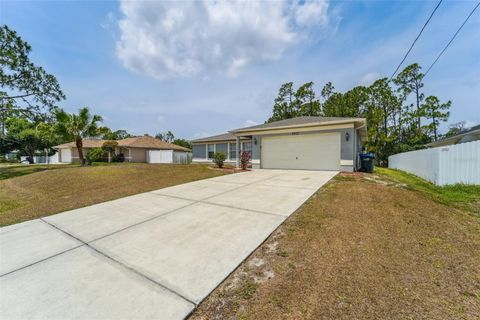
20,153,59,164
426,124,480,148
4,150,19,161
54,136,191,164
192,116,367,172
3,150,59,164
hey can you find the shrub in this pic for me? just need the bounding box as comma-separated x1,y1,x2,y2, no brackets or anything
0,155,19,164
240,151,251,170
212,152,227,168
102,140,118,162
101,140,118,152
86,148,104,164
112,153,125,163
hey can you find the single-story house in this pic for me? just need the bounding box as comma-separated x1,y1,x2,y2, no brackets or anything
426,124,480,148
54,136,191,164
192,116,367,171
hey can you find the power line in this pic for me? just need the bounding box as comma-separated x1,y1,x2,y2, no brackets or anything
389,0,443,81
423,1,480,79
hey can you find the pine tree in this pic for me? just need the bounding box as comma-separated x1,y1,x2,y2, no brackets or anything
295,82,321,116
393,63,425,130
268,82,296,122
422,96,451,141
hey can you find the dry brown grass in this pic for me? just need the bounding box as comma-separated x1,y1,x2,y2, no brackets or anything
0,163,227,226
191,174,480,320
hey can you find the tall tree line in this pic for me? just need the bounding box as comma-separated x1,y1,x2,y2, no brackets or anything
268,63,451,165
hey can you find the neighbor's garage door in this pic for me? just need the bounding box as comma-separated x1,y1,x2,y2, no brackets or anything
261,132,340,170
60,148,72,163
147,150,173,163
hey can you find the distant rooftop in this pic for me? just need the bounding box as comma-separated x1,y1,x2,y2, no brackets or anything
54,136,190,151
427,124,480,147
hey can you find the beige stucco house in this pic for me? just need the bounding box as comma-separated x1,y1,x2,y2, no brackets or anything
192,116,367,172
54,136,191,164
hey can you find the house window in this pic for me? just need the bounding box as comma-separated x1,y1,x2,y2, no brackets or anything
242,142,252,157
207,144,215,159
192,144,207,159
229,143,237,159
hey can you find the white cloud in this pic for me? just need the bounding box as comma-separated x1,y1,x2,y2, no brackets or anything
293,0,329,27
156,114,165,122
100,12,116,30
359,72,381,86
464,121,478,129
116,0,332,79
244,119,258,127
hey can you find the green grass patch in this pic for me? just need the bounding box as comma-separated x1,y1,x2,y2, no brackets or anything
0,193,21,213
376,167,480,212
239,281,258,300
0,163,227,226
0,164,77,180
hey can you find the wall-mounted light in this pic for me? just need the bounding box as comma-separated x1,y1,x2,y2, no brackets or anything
254,137,258,145
345,132,350,141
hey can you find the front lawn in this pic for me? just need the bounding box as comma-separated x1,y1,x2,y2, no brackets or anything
0,164,77,180
192,170,480,319
0,163,227,226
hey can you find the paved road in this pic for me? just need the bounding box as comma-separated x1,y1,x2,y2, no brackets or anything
0,169,337,319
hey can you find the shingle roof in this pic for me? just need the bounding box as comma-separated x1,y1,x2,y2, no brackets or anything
119,136,190,151
54,136,190,152
191,132,237,143
427,124,480,147
459,124,480,135
191,132,257,143
230,116,365,133
54,139,106,149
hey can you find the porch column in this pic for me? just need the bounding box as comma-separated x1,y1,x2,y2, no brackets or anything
236,136,240,168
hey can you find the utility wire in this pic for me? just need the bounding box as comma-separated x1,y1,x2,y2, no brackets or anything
389,0,443,81
423,1,480,79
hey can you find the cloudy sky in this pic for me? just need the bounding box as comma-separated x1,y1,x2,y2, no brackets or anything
2,0,479,139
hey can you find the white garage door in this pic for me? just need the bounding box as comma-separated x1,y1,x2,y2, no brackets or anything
261,132,341,170
147,150,173,163
60,148,72,163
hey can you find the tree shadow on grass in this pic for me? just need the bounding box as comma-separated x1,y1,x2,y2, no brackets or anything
0,165,71,180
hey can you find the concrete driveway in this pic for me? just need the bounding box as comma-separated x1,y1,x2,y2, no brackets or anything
0,169,336,319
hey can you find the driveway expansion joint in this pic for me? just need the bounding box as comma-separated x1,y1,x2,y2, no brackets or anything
0,172,310,278
40,218,197,307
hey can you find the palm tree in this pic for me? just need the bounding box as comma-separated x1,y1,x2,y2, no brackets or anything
54,107,103,165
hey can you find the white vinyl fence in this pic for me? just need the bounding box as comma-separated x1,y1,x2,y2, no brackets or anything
173,151,192,164
388,140,480,186
146,150,192,164
20,152,60,164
